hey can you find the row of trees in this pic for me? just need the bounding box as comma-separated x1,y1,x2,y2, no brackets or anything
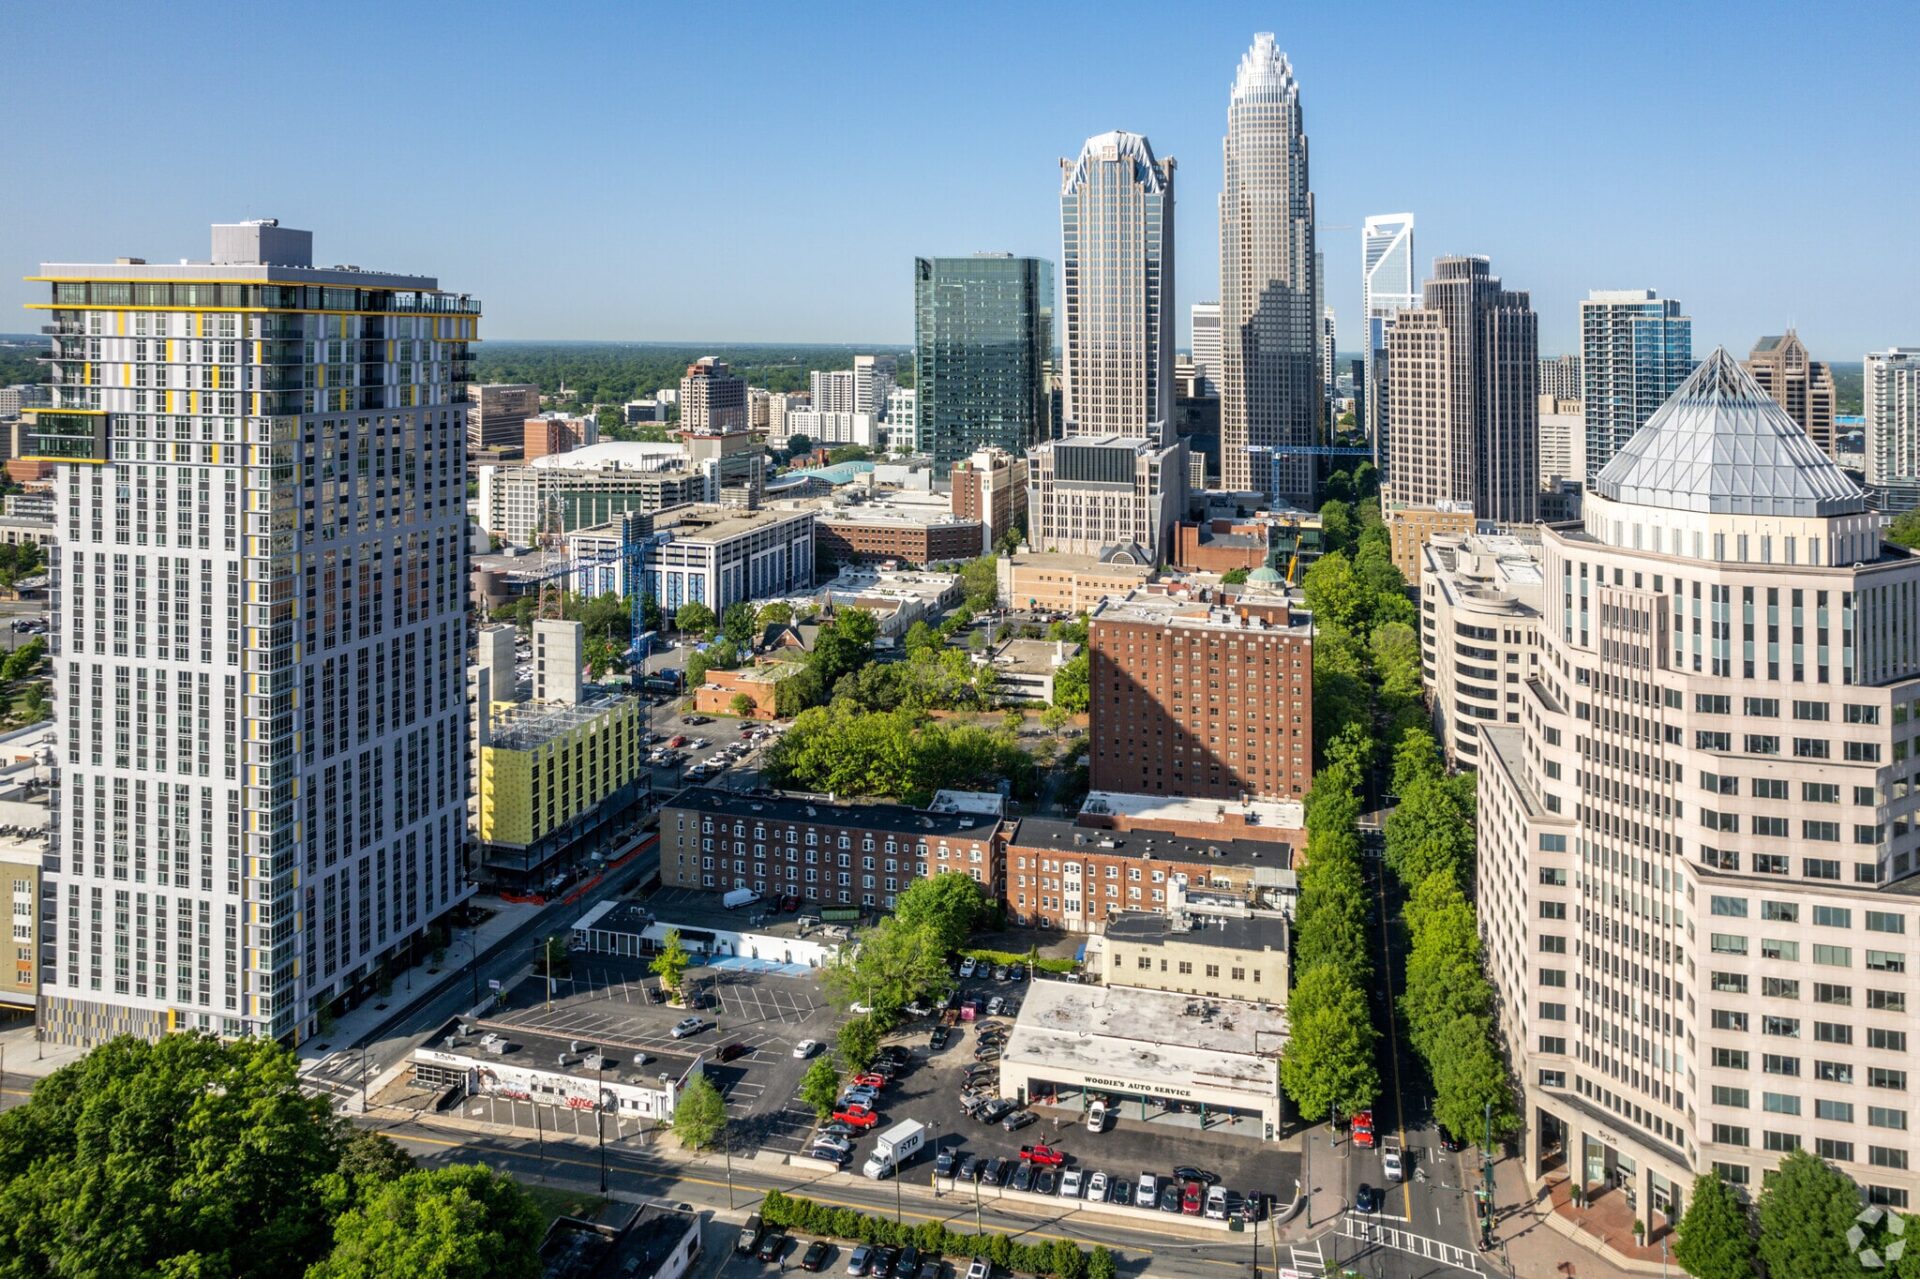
759,1191,1117,1279
1277,763,1379,1120
472,342,908,406
0,1035,544,1279
1675,1150,1918,1279
765,704,1037,803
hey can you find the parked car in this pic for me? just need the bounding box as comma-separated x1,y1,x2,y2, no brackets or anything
839,1087,878,1108
812,1133,854,1155
893,1246,921,1278
958,959,978,978
957,1154,984,1181
1010,1163,1034,1192
1204,1184,1229,1219
935,1149,959,1177
1059,1169,1084,1199
983,1157,1008,1185
757,1231,789,1263
850,1072,887,1089
1109,1178,1133,1206
875,1046,911,1065
992,965,1009,980
1356,1183,1382,1213
986,996,1005,1017
1158,1184,1183,1213
1087,1171,1110,1202
1436,1125,1463,1153
717,1042,751,1063
1001,1110,1037,1132
1182,1182,1203,1215
833,1105,881,1128
1137,1172,1159,1203
801,1240,833,1272
670,1017,705,1039
977,1099,1016,1124
929,1026,952,1050
1242,1191,1273,1222
1351,1110,1377,1149
965,1261,991,1279
914,1263,941,1279
794,1038,821,1058
1033,1167,1056,1196
871,1247,899,1278
847,1244,874,1276
1173,1165,1218,1185
737,1213,765,1256
1019,1144,1065,1166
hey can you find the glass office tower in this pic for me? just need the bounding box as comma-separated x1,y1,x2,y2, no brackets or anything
912,254,1054,470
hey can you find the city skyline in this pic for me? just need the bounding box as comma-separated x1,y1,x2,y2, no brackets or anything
2,2,1914,358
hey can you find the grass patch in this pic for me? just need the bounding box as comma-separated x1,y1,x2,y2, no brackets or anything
521,1184,608,1225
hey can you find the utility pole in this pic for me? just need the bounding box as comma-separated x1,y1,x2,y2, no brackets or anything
724,1122,735,1209
534,1098,545,1173
1480,1099,1496,1250
596,1060,608,1194
974,1170,982,1232
358,1045,368,1111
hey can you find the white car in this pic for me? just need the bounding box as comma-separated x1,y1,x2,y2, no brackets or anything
670,1016,705,1039
850,1001,874,1015
1087,1171,1109,1201
1059,1168,1083,1198
793,1038,821,1059
1136,1171,1158,1202
965,1262,991,1279
812,1133,854,1155
958,959,978,979
986,996,1006,1017
1205,1184,1229,1219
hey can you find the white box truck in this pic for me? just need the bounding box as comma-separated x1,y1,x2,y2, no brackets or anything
863,1118,927,1179
722,888,760,910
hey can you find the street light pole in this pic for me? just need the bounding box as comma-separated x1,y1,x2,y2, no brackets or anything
597,1060,609,1194
724,1123,735,1209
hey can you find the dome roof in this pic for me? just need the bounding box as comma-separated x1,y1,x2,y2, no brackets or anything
1246,566,1283,585
1591,348,1865,517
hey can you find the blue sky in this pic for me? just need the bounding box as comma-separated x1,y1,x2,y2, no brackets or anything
3,0,1913,358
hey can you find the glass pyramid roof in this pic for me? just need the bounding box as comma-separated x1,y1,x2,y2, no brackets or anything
1591,347,1866,517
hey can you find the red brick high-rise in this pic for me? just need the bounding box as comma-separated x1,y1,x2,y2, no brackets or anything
1088,588,1313,800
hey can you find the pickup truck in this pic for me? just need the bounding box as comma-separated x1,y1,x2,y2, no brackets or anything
1381,1134,1405,1182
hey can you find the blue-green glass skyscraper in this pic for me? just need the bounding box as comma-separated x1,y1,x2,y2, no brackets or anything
1580,289,1693,483
913,254,1054,469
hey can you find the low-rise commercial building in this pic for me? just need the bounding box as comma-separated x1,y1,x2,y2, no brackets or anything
659,787,1004,912
1169,520,1270,574
816,567,961,637
997,550,1155,614
813,491,984,569
982,637,1079,704
410,1018,701,1126
1418,530,1544,766
540,1204,702,1279
692,663,795,720
571,898,844,970
1088,901,1289,1003
996,977,1286,1141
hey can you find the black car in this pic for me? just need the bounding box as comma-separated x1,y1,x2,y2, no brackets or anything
1033,1167,1056,1196
1009,967,1026,983
984,1157,1009,1185
914,1262,942,1279
756,1231,789,1263
893,1246,921,1278
1002,1110,1037,1132
1356,1184,1382,1213
935,1148,959,1177
801,1240,833,1272
1173,1165,1218,1184
958,1154,984,1181
1158,1184,1183,1213
876,1046,911,1065
717,1042,751,1063
1109,1179,1133,1207
1011,1163,1034,1192
929,1026,953,1049
872,1246,899,1278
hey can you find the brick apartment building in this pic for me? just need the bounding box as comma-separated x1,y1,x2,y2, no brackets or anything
1004,814,1294,931
1088,589,1313,801
523,412,595,462
658,787,1003,910
950,447,1027,554
1170,520,1270,574
814,507,986,569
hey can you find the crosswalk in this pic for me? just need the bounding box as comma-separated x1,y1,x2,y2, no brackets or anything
1336,1213,1483,1273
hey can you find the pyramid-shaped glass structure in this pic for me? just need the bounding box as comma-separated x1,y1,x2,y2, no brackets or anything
1591,347,1866,517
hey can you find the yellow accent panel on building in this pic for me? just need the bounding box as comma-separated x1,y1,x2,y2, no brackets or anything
478,696,643,849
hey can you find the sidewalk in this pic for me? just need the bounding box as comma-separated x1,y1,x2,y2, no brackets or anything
1488,1152,1669,1279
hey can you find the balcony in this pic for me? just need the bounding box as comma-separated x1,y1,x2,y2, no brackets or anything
23,410,108,462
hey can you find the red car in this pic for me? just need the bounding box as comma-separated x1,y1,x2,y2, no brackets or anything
1351,1110,1377,1149
833,1105,881,1128
1182,1181,1204,1215
1018,1144,1065,1166
849,1072,887,1089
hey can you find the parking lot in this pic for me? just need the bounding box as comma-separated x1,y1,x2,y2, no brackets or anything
793,967,1298,1219
641,704,780,795
480,949,843,1155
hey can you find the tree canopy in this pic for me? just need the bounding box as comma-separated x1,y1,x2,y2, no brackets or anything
1756,1149,1864,1279
674,601,717,637
764,703,1036,803
1673,1173,1757,1279
1278,964,1379,1117
671,1073,727,1151
892,872,985,955
308,1166,544,1279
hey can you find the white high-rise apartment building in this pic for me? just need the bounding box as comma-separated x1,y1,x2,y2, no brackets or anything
1321,307,1337,397
1190,302,1221,397
810,368,857,414
1865,348,1920,509
855,355,897,418
1219,33,1317,502
1539,354,1584,401
885,387,918,453
1362,213,1416,482
1473,351,1920,1221
1580,289,1692,482
1059,131,1175,443
25,221,476,1047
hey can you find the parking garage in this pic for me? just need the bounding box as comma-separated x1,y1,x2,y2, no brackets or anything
996,978,1288,1142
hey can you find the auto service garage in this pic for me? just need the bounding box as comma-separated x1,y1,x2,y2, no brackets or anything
996,978,1289,1142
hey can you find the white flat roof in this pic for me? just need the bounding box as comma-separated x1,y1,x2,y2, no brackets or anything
528,441,687,472
1080,790,1303,832
1001,979,1286,1098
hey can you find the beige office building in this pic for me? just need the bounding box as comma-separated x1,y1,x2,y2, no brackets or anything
1473,351,1920,1224
1417,530,1543,766
1746,330,1837,459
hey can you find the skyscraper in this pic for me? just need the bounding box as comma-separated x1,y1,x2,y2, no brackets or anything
1189,302,1221,397
853,354,897,417
1059,131,1175,441
1865,347,1920,510
1746,330,1838,459
1469,351,1920,1219
1321,306,1337,400
1219,33,1317,501
1537,354,1583,401
680,356,748,434
1362,213,1416,479
912,254,1053,469
1580,289,1692,481
1386,256,1539,523
24,220,477,1046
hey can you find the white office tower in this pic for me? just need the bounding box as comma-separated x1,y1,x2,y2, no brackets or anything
24,221,476,1047
1321,307,1337,398
1474,349,1920,1220
1219,33,1318,502
854,355,898,417
1059,131,1175,443
1362,213,1416,480
1190,302,1221,397
1865,348,1920,511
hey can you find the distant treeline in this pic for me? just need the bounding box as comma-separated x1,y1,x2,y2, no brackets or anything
473,341,914,404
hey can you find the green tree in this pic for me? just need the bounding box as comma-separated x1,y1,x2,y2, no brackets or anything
334,1130,418,1196
1050,1237,1088,1279
1384,774,1477,889
674,601,717,637
1,637,45,683
671,1072,728,1151
1368,620,1423,703
1087,1244,1117,1279
567,591,633,643
722,600,758,647
1888,508,1920,549
1292,871,1371,984
1390,726,1445,796
799,1056,842,1120
1051,652,1089,713
810,608,878,688
1278,965,1379,1117
0,1034,344,1278
1039,704,1070,732
756,601,794,631
836,1014,884,1072
18,683,47,724
959,556,1000,611
1220,567,1250,585
307,1165,543,1279
650,928,690,996
892,872,985,955
1318,500,1355,554
824,918,951,1019
1426,1015,1516,1140
1302,551,1367,631
583,633,621,682
1756,1148,1861,1279
785,432,813,458
1672,1173,1757,1279
729,692,758,718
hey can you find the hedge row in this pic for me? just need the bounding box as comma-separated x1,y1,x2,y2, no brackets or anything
961,948,1076,975
760,1191,1111,1279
